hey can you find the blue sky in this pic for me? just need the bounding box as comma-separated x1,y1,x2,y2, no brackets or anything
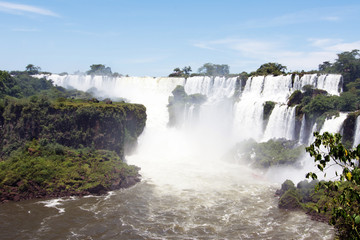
0,0,360,76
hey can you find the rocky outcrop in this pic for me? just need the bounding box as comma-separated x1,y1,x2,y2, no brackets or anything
0,98,146,158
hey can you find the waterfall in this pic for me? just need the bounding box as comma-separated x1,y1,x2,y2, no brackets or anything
320,113,348,134
298,116,307,144
184,76,237,101
261,75,293,102
316,74,343,95
262,105,296,141
38,73,347,145
306,113,348,145
293,74,342,95
353,115,360,148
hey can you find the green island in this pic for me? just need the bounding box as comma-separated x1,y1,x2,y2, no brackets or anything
0,69,146,202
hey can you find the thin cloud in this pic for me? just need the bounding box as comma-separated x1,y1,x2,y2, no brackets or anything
193,43,216,51
193,38,279,56
0,1,59,17
308,38,360,52
322,16,340,22
12,28,40,32
308,38,343,48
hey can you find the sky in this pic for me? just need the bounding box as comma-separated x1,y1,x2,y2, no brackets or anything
0,0,360,77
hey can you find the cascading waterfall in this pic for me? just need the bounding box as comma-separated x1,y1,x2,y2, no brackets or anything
316,74,343,95
320,113,348,134
233,75,294,142
41,73,352,146
262,105,296,141
293,74,343,95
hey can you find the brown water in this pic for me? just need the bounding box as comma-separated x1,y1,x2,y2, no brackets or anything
0,180,333,240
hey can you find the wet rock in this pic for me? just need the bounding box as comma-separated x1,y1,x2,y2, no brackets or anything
275,179,295,196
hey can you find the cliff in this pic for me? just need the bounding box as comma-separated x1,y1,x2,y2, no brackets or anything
0,97,146,202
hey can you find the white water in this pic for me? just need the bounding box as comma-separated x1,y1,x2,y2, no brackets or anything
293,74,342,96
262,105,296,141
320,113,348,134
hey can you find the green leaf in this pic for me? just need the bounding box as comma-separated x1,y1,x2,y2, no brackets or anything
317,164,324,171
355,215,360,225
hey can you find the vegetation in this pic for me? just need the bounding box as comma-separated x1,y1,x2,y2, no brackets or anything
0,70,53,99
287,80,359,134
0,139,140,201
276,179,324,214
169,66,192,78
0,97,146,159
230,139,304,168
86,64,113,76
318,50,360,91
287,90,303,107
25,64,41,75
277,132,360,238
198,63,230,76
251,62,287,76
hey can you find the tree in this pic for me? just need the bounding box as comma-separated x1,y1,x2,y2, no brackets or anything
318,61,332,72
182,66,192,78
198,63,230,76
306,132,360,239
86,64,112,76
317,50,360,91
253,62,287,76
334,50,360,89
25,64,41,75
169,66,192,78
169,67,183,77
0,71,16,97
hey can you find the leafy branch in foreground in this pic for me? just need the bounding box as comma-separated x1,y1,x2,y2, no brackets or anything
306,132,360,239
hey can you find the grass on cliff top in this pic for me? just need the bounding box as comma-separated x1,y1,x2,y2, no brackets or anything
0,139,138,194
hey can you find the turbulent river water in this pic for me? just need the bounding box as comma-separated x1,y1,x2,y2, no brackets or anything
0,74,340,239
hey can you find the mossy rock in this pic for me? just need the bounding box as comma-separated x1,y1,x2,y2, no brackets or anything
287,90,303,107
